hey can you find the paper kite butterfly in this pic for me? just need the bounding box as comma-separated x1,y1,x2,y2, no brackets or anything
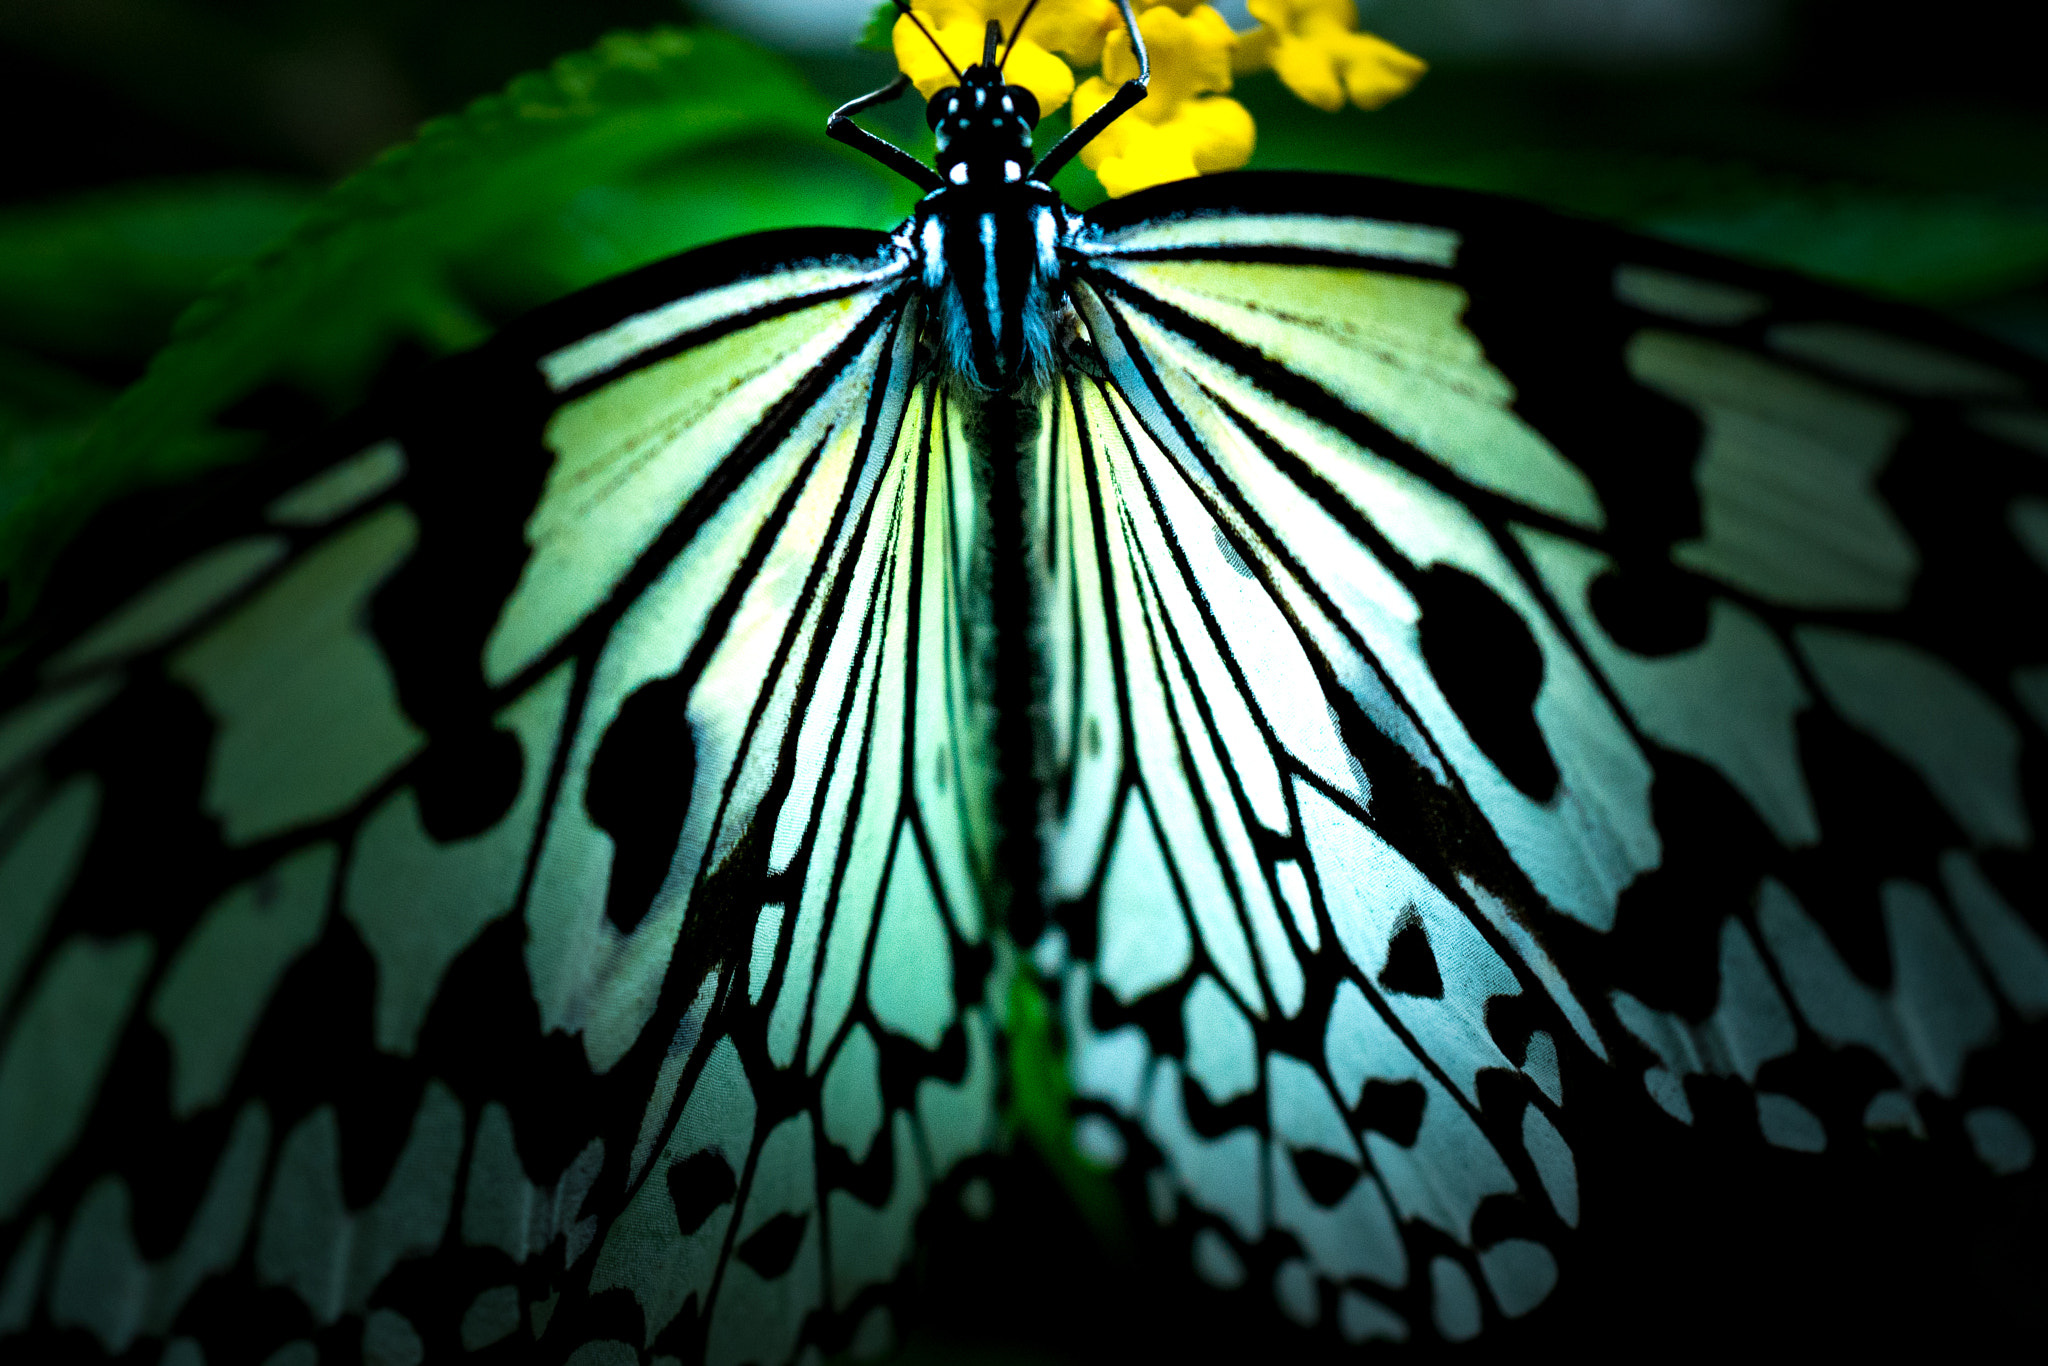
2,2,2044,1361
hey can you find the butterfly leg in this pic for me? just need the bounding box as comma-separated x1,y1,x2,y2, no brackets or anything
827,74,944,193
1031,0,1148,183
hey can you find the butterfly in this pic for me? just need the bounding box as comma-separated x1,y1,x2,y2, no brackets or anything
2,1,2045,1361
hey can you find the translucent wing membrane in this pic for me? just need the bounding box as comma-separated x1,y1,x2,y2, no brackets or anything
1046,173,2048,1343
0,232,1001,1363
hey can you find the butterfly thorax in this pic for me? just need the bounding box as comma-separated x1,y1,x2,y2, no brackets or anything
910,55,1070,393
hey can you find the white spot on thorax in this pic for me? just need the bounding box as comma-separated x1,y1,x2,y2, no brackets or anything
921,215,946,290
980,213,1002,343
1035,206,1060,275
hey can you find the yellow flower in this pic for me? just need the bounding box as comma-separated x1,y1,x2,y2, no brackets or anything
1242,0,1425,111
879,0,1422,198
1071,3,1254,197
892,0,1118,117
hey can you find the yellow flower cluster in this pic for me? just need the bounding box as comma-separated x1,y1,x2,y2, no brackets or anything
893,0,1117,118
889,0,1425,196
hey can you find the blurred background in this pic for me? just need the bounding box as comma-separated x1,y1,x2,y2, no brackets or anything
1,0,2044,610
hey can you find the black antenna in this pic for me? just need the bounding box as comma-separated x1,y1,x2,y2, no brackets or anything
893,0,963,81
1000,0,1045,70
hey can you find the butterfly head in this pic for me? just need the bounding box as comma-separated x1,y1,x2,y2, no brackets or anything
926,20,1042,188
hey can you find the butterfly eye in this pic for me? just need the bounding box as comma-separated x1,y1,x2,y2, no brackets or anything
926,91,955,129
1004,86,1040,127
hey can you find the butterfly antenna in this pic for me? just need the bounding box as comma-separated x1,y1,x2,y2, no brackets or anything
892,0,963,81
1000,0,1045,70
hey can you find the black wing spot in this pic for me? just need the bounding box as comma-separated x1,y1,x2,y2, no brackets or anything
1289,1147,1362,1206
736,1211,810,1278
1355,1079,1426,1147
1589,566,1710,658
585,674,696,935
667,1149,738,1236
1378,917,1443,998
1414,564,1558,802
415,724,523,842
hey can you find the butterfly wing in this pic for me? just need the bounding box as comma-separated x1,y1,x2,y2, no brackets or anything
1044,171,2048,1342
0,229,1001,1363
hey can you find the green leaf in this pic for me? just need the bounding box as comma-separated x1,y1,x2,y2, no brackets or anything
1005,967,1126,1250
0,180,315,367
0,350,110,428
0,350,114,626
857,1,901,55
3,26,911,631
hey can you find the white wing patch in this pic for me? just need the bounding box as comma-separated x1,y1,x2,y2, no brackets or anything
573,367,998,1361
1038,368,1570,1337
1089,213,1459,267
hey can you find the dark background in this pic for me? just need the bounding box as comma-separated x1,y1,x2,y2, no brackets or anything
4,0,2046,383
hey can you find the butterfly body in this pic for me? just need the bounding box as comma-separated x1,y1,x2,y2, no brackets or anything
913,55,1069,394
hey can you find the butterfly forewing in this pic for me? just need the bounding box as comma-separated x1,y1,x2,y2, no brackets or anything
1046,173,2048,1341
0,231,1003,1363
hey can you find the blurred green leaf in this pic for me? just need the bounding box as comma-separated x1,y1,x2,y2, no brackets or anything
2,25,911,631
0,349,113,623
857,1,899,55
1005,968,1125,1250
0,179,315,366
461,141,910,312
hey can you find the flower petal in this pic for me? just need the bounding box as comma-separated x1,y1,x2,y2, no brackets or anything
1019,0,1119,65
1182,96,1256,173
1243,0,1424,110
1003,40,1079,114
1338,32,1426,109
1106,4,1236,114
1270,34,1345,111
1094,120,1202,196
894,15,982,99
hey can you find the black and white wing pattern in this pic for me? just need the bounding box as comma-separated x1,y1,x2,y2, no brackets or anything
1037,172,2048,1344
5,159,2045,1364
0,230,1002,1364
